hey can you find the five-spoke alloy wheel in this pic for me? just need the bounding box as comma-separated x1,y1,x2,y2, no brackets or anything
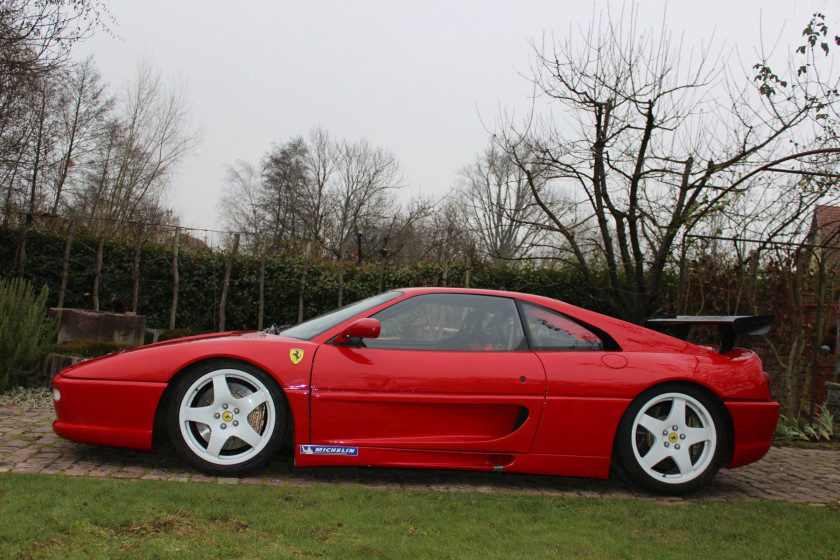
615,384,729,495
167,361,287,476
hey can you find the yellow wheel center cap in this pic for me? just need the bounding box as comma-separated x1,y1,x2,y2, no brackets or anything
668,432,679,443
222,411,234,422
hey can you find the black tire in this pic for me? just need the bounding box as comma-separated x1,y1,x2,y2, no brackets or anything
166,359,287,476
615,383,730,495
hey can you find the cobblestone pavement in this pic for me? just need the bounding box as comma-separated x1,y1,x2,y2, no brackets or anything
2,405,838,503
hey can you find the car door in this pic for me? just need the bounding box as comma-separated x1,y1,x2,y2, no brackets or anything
309,293,547,453
519,301,631,459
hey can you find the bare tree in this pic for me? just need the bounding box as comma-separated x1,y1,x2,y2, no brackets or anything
71,57,199,232
0,0,110,223
364,197,435,291
327,138,402,306
48,57,112,216
416,196,475,265
456,140,552,265
361,197,433,264
259,136,309,248
294,127,334,320
219,159,263,247
499,9,838,322
0,0,107,80
0,0,108,131
10,75,51,275
300,126,333,248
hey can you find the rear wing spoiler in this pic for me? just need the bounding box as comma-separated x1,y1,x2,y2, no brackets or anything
644,315,774,354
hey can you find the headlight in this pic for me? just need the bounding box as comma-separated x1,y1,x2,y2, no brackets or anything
53,388,61,402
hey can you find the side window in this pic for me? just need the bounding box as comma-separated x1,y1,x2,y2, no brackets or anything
520,302,604,351
364,293,527,351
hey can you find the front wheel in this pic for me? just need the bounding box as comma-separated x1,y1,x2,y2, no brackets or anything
615,384,730,495
167,360,287,476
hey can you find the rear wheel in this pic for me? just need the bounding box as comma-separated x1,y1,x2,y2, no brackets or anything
167,360,287,476
615,384,729,495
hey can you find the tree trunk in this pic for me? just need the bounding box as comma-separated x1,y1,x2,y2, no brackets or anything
219,233,240,331
805,255,828,419
2,162,21,227
782,253,807,420
784,336,806,419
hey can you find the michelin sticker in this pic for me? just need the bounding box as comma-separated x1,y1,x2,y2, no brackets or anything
299,445,358,456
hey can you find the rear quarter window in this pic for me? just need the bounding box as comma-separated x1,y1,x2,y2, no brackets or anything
520,302,604,351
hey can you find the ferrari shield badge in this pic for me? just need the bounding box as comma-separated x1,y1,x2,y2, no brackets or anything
290,348,304,365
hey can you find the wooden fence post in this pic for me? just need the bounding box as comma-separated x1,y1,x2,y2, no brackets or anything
377,248,389,293
464,256,471,288
15,221,29,278
169,227,180,330
57,221,74,309
218,233,240,331
258,240,266,330
92,236,105,311
297,241,311,324
132,232,144,313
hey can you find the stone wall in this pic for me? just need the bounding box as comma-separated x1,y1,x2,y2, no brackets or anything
50,308,146,346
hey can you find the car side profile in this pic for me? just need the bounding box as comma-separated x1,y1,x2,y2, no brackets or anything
52,287,779,495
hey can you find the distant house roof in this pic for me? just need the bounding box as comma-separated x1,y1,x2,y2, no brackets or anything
170,230,211,251
812,205,840,270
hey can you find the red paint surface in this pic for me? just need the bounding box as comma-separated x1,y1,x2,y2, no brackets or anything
725,400,780,468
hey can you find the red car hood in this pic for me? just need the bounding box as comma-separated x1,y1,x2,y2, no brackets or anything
56,331,315,385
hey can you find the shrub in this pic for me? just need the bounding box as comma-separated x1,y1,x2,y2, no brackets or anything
775,407,836,442
0,278,59,390
0,386,53,407
157,328,209,342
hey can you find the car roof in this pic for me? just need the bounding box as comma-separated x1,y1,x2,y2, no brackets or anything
390,287,699,354
394,287,565,308
396,286,536,298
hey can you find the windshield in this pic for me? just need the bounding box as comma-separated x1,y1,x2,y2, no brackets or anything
279,291,402,340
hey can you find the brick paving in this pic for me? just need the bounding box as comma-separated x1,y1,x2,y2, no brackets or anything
2,405,839,503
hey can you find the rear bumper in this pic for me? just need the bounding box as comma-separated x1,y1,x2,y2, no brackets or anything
52,374,167,451
725,400,780,469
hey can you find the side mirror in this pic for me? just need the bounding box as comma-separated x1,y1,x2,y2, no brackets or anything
334,318,381,345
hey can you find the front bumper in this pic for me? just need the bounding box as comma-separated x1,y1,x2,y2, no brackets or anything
52,374,167,451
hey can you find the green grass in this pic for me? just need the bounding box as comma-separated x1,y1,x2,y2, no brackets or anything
0,474,837,559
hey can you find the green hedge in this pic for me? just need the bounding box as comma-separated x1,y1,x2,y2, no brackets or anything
0,227,625,331
51,340,135,358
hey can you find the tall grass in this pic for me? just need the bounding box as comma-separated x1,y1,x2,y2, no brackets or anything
0,278,58,390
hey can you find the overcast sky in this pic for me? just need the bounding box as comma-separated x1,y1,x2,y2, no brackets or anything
74,0,837,238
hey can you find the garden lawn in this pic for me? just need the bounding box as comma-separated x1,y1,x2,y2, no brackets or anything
0,473,837,559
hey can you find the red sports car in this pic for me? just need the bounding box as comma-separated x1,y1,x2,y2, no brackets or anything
52,288,779,495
